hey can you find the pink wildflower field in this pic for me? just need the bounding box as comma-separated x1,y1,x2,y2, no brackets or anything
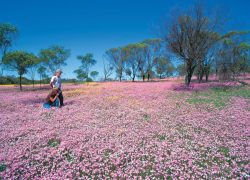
0,80,250,179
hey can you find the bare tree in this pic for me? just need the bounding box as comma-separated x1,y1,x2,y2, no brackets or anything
165,3,220,86
103,59,113,81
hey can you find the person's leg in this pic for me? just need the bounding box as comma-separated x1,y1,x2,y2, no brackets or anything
43,103,51,109
51,98,60,108
58,92,64,106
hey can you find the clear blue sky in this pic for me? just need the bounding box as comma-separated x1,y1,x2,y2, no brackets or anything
1,0,250,79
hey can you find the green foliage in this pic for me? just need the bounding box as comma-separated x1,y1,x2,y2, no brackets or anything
0,23,18,75
37,66,47,78
39,45,70,74
143,113,151,121
3,51,38,76
0,23,18,53
187,86,250,108
74,53,97,81
220,31,250,40
90,71,99,80
217,38,250,80
74,68,88,81
77,53,96,73
0,163,6,172
105,48,126,81
47,138,61,148
154,57,174,78
176,64,186,76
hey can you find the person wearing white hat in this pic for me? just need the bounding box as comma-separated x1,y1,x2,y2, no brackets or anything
50,69,64,106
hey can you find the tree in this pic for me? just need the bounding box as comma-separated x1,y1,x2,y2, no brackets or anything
176,64,186,76
90,71,99,81
123,43,147,82
37,66,48,88
143,39,163,81
154,57,175,78
74,68,88,82
39,45,70,74
29,57,41,88
217,38,250,82
3,51,37,90
74,53,97,82
165,4,220,86
105,48,126,82
103,60,113,81
0,23,18,76
77,53,96,78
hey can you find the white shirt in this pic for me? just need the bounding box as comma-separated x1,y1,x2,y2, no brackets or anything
50,76,62,89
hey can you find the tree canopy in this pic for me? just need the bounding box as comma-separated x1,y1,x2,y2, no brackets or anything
3,51,38,90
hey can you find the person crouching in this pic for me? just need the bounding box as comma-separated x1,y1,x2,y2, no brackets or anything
43,88,60,109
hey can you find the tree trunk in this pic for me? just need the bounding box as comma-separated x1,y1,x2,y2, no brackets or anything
206,74,209,82
147,73,150,81
19,75,22,91
132,76,135,82
142,75,145,82
185,64,195,86
32,79,35,89
40,75,41,89
199,72,204,83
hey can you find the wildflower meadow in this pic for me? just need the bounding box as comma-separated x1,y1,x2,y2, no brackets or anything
0,80,249,179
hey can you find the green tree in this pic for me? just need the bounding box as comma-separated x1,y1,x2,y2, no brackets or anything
74,68,88,82
77,53,96,78
29,57,41,88
3,51,37,90
217,38,250,82
105,48,126,82
154,57,175,78
176,64,186,76
90,71,99,81
39,45,70,74
37,66,48,88
74,53,96,82
123,43,147,82
0,23,18,76
143,39,163,81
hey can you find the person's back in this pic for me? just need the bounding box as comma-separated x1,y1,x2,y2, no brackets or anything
50,75,61,89
43,88,60,108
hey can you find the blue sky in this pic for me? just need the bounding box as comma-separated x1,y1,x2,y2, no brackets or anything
1,0,250,79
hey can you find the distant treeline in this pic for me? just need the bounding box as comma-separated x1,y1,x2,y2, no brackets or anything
0,75,78,85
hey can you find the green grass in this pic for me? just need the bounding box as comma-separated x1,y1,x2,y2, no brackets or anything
47,138,61,148
0,163,6,172
143,114,151,121
187,86,250,108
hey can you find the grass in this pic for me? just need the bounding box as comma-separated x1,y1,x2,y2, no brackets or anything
47,138,61,148
187,86,250,108
0,163,6,172
143,114,151,121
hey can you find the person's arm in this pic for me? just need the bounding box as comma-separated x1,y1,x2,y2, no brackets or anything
50,76,55,88
50,82,53,88
49,94,59,103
